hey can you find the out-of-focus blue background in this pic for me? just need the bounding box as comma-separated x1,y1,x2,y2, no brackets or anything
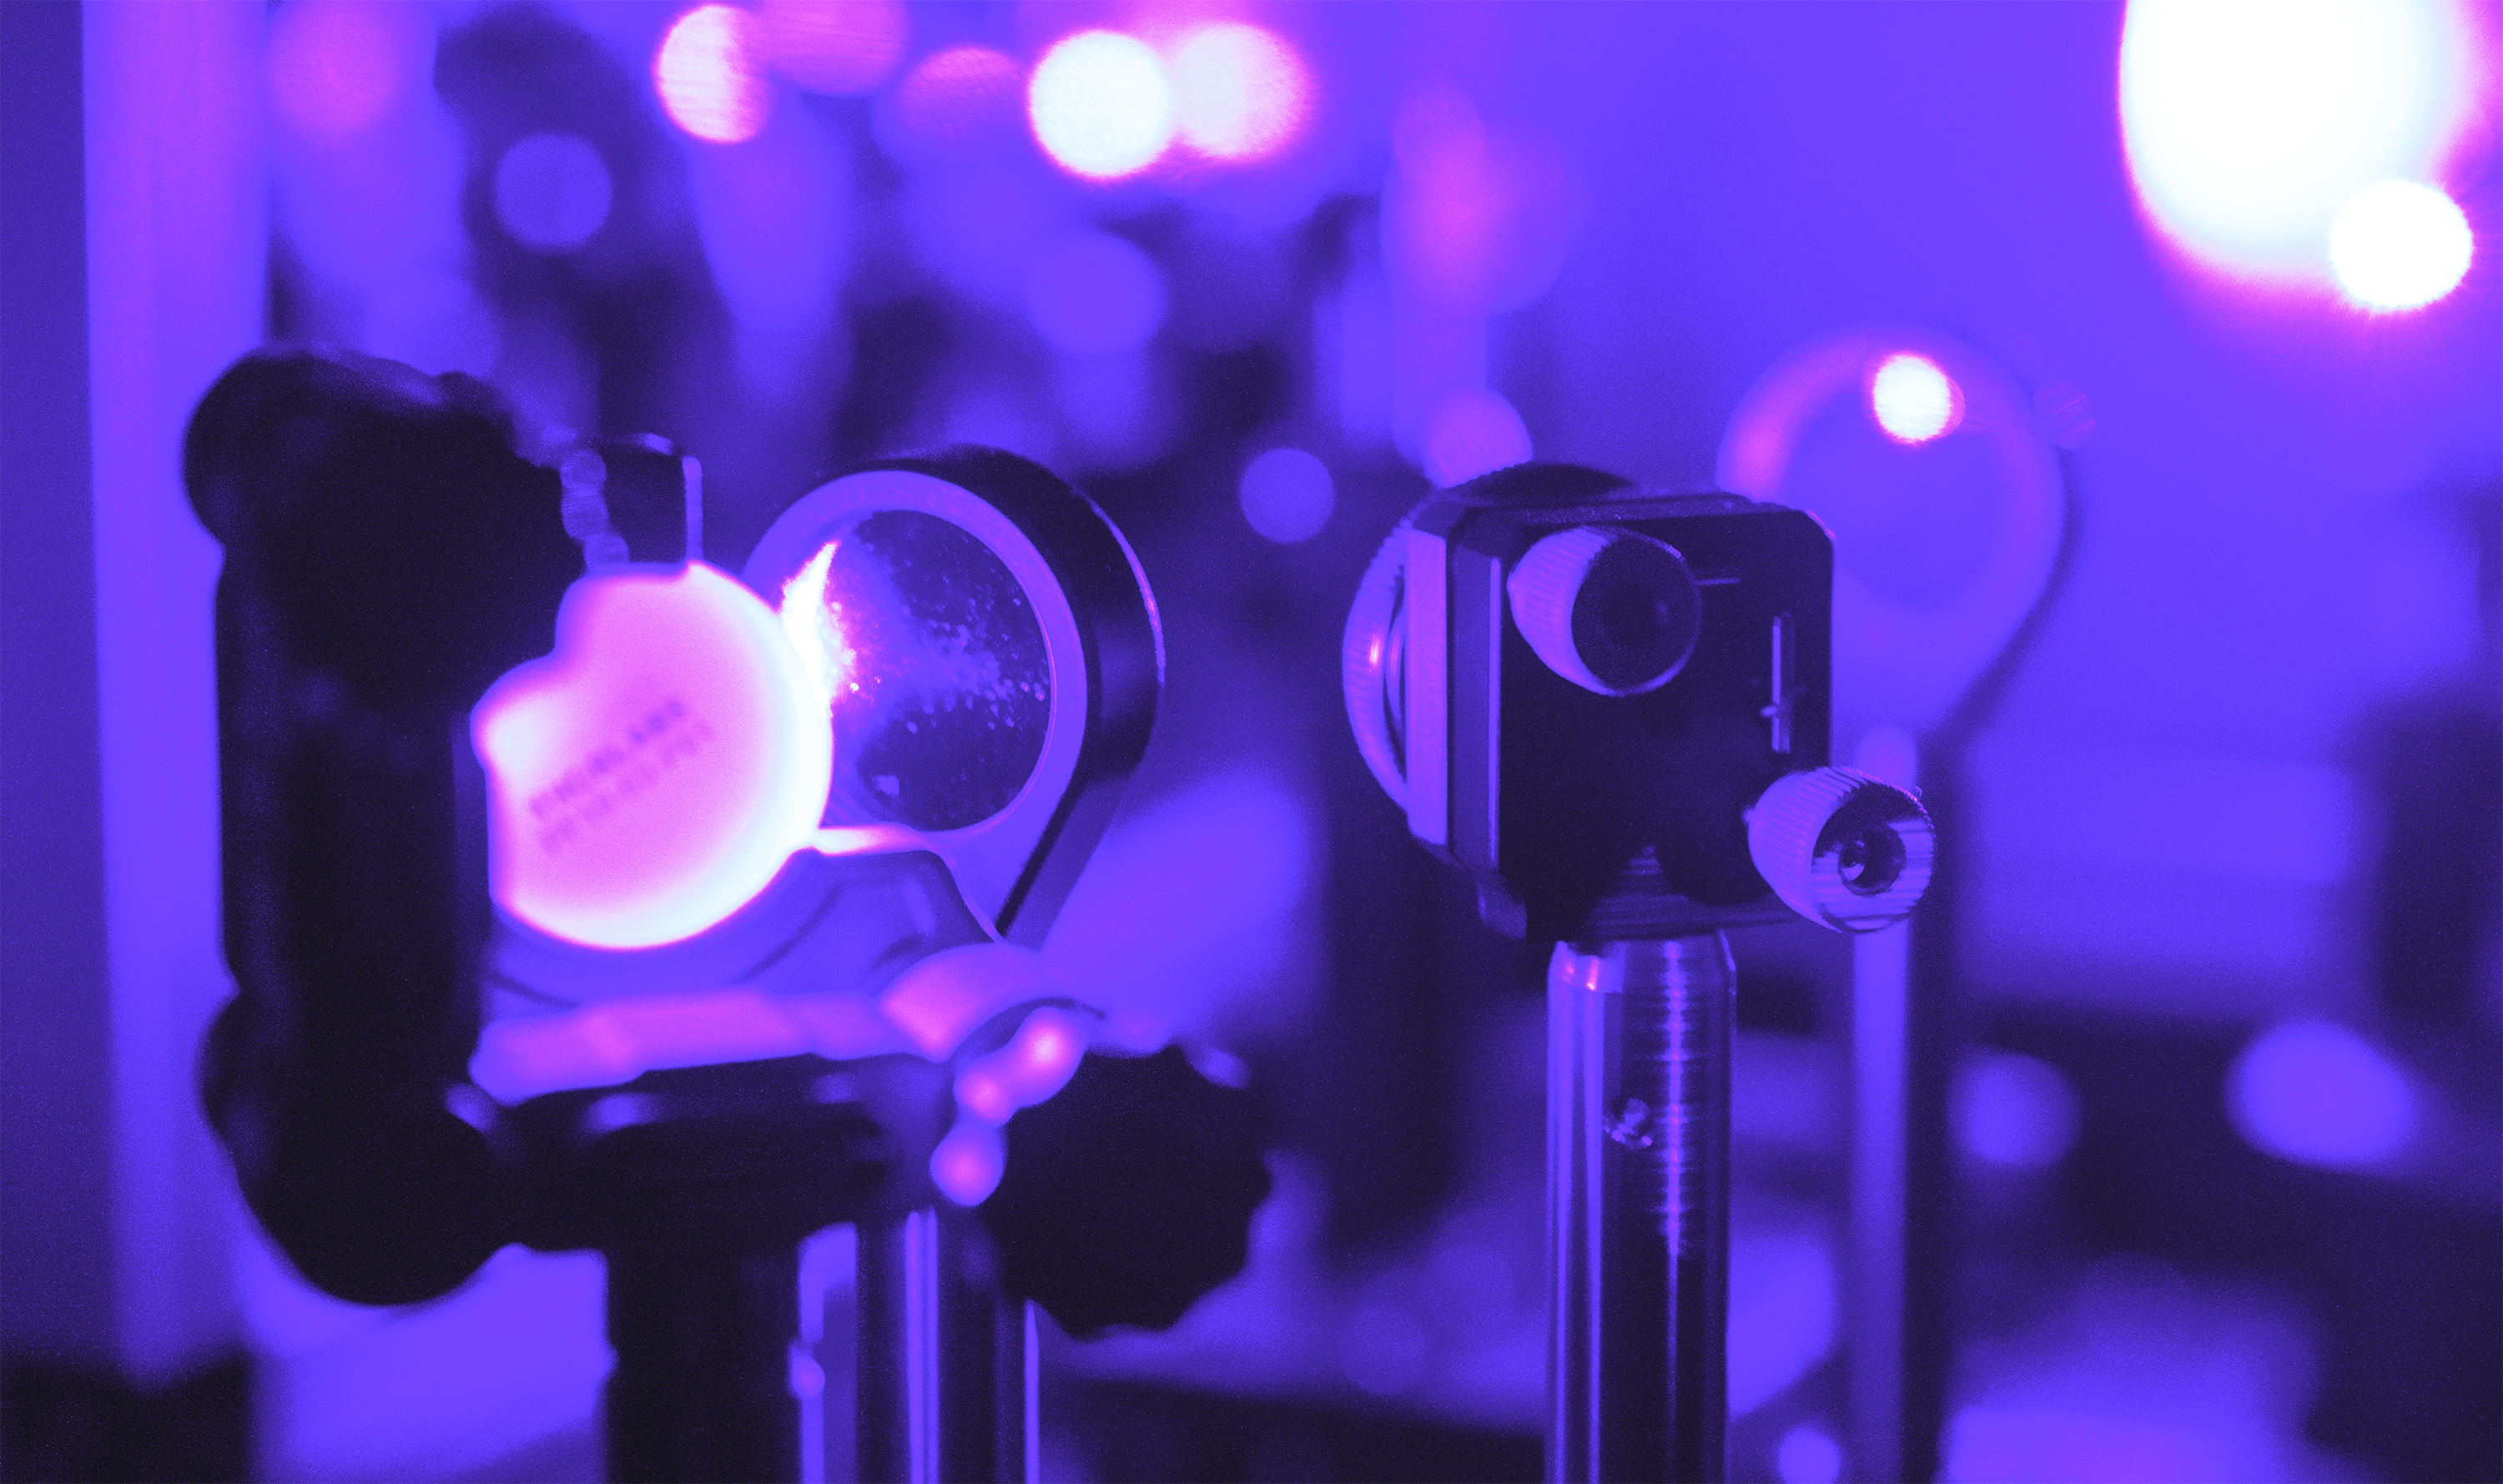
4,3,2496,1481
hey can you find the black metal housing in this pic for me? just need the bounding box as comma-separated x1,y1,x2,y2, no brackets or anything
187,346,577,1303
185,352,1253,1484
1402,464,1834,941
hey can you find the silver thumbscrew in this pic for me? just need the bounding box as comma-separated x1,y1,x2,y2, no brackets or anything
1747,767,1935,933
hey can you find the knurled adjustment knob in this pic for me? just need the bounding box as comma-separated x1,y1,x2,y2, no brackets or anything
979,1044,1270,1336
1747,767,1935,933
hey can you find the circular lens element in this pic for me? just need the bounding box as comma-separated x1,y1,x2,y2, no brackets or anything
1835,813,1908,896
746,456,1156,944
1342,524,1411,807
1747,767,1935,933
782,511,1050,833
1508,526,1701,696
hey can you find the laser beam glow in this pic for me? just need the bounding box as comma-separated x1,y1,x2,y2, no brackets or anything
954,1008,1087,1125
780,541,860,710
474,563,831,950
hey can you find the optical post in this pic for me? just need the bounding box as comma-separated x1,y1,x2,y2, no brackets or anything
186,350,1267,1484
1345,465,1935,1483
1716,325,2072,1484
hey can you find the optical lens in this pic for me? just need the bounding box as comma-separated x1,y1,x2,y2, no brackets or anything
795,511,1051,832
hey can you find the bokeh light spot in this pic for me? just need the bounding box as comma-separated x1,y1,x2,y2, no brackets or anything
1385,86,1584,314
1029,30,1174,181
265,0,426,140
1777,1426,1845,1484
656,3,771,145
1170,23,1312,163
2229,1018,2419,1169
1728,1229,1837,1413
1869,352,1963,444
493,133,614,253
891,45,1025,154
473,564,831,951
1023,232,1167,355
1421,387,1533,488
2329,179,2474,310
2119,0,2470,274
1956,1049,2081,1170
758,0,906,95
1238,447,1335,543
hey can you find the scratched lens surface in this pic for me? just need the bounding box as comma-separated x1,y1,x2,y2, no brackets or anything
798,511,1050,831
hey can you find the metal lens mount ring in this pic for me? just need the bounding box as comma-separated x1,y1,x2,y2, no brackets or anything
743,454,1161,943
1342,521,1411,808
1507,524,1703,697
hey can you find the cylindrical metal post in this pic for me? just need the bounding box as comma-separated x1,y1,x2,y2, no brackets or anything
935,1205,1035,1484
605,1244,806,1484
858,1210,937,1484
1848,733,1961,1484
1549,934,1734,1484
857,1207,1033,1484
1846,924,1909,1483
